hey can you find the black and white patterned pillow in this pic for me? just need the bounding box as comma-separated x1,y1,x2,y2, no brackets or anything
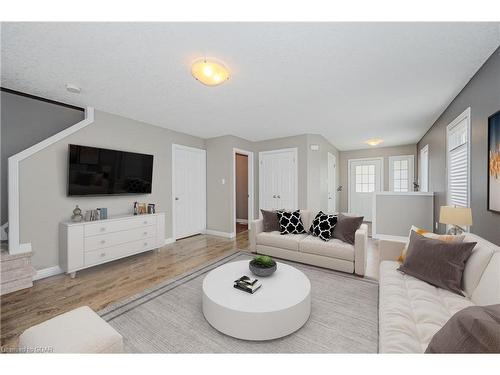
309,211,338,241
276,210,306,235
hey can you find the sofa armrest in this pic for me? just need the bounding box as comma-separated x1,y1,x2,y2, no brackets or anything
354,224,368,276
379,239,406,263
249,219,263,252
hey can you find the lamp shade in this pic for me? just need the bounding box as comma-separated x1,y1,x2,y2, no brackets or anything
439,206,473,226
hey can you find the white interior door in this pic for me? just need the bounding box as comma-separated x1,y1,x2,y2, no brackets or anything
327,152,337,213
420,145,429,192
259,148,298,211
173,145,206,239
348,158,382,221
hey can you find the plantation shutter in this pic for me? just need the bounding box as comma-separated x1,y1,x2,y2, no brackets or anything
447,118,469,207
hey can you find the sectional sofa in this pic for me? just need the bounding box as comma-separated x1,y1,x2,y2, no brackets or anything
378,232,500,353
249,210,368,276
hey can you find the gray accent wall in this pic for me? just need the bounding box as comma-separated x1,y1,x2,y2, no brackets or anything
19,110,205,269
1,91,84,224
339,144,418,212
417,46,500,245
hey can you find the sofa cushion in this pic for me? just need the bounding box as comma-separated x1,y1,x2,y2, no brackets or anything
332,213,364,245
299,235,354,261
379,260,475,353
425,304,500,353
398,225,465,262
256,231,308,251
309,211,337,241
462,233,497,298
277,210,307,235
260,209,280,232
398,231,476,296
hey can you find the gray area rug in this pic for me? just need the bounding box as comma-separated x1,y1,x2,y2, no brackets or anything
99,251,379,353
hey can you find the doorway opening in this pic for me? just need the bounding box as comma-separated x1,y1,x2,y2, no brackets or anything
233,149,254,235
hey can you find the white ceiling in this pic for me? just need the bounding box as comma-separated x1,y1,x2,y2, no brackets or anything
2,22,499,150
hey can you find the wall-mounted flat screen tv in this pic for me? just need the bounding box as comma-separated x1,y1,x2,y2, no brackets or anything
68,144,153,196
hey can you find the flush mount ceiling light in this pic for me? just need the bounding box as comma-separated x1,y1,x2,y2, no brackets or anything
191,58,230,86
365,138,384,146
65,83,81,94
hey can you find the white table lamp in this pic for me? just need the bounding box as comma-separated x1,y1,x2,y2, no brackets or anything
439,206,473,235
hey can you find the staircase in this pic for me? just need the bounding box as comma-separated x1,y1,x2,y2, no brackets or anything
1,242,35,296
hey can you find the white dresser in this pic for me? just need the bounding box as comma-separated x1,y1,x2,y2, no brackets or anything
60,213,165,277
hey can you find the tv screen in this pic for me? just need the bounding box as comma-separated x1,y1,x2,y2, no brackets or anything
68,144,153,196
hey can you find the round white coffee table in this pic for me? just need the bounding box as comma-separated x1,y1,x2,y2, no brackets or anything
202,260,311,341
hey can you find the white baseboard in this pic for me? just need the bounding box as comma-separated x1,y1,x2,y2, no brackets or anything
34,265,63,281
236,219,248,224
204,229,236,239
164,237,175,245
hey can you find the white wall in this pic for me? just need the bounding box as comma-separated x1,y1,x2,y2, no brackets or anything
19,110,205,269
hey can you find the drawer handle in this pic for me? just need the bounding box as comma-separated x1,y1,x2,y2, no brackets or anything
100,252,106,257
143,231,148,235
143,221,148,225
100,227,106,232
100,240,106,244
144,242,148,246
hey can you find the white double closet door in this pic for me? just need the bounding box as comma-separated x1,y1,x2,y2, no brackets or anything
173,144,206,240
259,148,298,211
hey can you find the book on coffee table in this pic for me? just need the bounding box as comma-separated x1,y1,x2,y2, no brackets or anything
233,275,262,294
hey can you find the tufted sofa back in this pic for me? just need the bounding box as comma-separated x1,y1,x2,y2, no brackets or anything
462,233,500,306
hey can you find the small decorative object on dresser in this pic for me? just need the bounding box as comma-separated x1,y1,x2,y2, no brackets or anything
249,255,277,277
147,203,156,214
138,203,147,215
71,205,83,222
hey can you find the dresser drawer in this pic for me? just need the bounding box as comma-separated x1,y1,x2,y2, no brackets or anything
84,225,156,252
84,238,156,267
84,215,157,237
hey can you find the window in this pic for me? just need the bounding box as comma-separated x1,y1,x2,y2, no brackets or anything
419,145,429,192
355,164,375,193
389,155,414,192
447,109,470,207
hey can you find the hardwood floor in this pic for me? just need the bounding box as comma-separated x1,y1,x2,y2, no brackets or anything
0,231,249,348
0,229,379,349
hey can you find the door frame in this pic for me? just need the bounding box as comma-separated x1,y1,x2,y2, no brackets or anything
233,148,255,235
172,144,207,240
347,157,384,214
327,152,337,213
258,147,299,212
419,144,429,192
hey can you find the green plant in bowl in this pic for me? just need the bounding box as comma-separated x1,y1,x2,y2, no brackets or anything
252,255,276,268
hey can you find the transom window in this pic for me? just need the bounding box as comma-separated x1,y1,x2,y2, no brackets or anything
355,165,375,193
389,155,414,192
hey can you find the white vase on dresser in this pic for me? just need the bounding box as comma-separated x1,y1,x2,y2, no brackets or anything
60,213,166,277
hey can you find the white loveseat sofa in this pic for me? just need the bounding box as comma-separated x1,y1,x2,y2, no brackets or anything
378,232,500,353
249,210,368,276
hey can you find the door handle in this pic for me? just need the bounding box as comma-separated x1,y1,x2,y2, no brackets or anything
175,197,179,201
273,195,276,198
277,195,281,199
